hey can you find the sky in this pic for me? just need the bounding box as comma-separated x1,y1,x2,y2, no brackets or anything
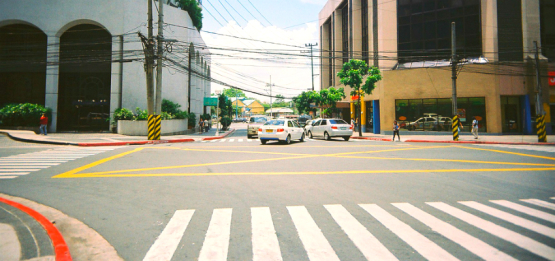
199,0,327,103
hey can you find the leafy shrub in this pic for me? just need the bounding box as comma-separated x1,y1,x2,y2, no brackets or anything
174,111,189,120
188,112,196,127
0,103,51,127
220,117,232,131
135,107,149,120
113,108,134,121
162,99,181,115
161,112,174,120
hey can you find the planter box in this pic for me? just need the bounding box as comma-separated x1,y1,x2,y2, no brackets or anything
117,119,189,136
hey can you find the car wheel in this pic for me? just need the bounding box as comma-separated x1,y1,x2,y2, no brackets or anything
343,136,350,141
300,133,305,142
261,140,267,145
324,132,331,141
247,134,252,139
308,131,313,139
285,135,291,144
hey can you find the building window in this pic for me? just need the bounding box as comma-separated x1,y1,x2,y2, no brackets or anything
342,4,349,64
397,0,482,63
540,0,555,61
326,21,333,87
362,0,369,65
395,97,486,132
497,0,523,61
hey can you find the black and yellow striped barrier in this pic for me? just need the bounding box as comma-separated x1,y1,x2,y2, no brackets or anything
148,114,161,140
536,114,547,142
452,115,459,141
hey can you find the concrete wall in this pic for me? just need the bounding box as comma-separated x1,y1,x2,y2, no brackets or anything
0,0,210,132
117,119,188,136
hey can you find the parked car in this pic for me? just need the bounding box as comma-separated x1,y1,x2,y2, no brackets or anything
298,115,312,127
306,118,353,141
408,116,453,131
233,117,247,123
303,119,317,135
247,116,268,138
258,119,305,145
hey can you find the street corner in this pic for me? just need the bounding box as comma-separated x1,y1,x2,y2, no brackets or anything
0,194,123,261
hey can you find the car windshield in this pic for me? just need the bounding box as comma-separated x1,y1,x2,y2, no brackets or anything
329,119,348,125
250,117,267,123
264,120,285,126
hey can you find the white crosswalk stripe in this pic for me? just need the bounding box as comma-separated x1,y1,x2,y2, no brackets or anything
520,199,555,211
0,147,124,179
145,197,555,261
473,144,555,153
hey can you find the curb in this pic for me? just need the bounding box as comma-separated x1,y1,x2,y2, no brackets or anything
404,139,555,145
201,128,236,141
0,197,71,261
350,136,392,142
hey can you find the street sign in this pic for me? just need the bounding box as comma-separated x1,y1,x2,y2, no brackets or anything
549,71,555,86
204,97,218,106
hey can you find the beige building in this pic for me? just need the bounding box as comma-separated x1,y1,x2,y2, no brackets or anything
319,0,554,135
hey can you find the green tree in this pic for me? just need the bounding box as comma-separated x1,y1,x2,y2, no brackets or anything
319,87,346,118
337,59,382,136
177,0,203,30
293,91,320,115
223,88,246,98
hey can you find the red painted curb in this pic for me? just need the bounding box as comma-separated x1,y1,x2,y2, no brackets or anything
0,197,71,261
404,139,555,145
201,129,236,141
350,136,392,142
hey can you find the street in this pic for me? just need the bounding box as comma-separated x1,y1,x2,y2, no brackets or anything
1,130,555,260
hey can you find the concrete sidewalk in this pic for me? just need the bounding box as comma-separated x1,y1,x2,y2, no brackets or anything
0,126,235,146
1,127,554,146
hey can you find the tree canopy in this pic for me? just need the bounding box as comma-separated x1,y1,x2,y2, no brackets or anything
223,88,247,98
320,87,346,117
293,91,320,115
177,0,203,30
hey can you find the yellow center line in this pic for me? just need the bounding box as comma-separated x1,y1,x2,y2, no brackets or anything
332,155,555,167
58,167,555,178
53,147,144,178
454,145,555,161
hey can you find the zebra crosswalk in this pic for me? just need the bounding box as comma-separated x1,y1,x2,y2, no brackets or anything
144,197,555,261
0,147,123,179
474,144,555,153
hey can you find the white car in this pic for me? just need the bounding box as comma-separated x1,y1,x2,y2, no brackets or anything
247,116,268,138
258,119,305,145
306,118,353,141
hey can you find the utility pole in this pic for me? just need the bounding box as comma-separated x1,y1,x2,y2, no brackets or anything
187,43,194,113
266,76,273,118
155,0,164,114
235,88,238,119
534,41,547,142
303,43,318,91
451,22,459,141
141,0,155,115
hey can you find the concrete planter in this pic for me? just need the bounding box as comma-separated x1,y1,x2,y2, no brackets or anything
117,119,189,136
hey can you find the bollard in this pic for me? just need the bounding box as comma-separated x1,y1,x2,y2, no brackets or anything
452,115,459,141
148,114,161,140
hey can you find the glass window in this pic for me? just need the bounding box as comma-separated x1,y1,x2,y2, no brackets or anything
321,120,328,125
396,97,486,132
288,121,293,127
330,119,348,124
265,120,284,126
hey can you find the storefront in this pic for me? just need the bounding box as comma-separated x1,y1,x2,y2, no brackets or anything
394,97,487,133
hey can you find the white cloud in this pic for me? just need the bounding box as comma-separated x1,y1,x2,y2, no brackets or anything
201,20,320,103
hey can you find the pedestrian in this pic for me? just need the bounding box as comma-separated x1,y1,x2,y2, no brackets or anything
351,118,355,129
458,120,463,134
199,118,204,133
39,113,48,135
204,118,209,132
392,120,400,141
471,116,479,139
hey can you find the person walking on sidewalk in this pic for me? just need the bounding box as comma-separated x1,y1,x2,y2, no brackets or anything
471,116,479,139
392,120,400,142
199,118,204,133
39,113,48,135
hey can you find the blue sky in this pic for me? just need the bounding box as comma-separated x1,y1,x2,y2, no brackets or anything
199,0,327,102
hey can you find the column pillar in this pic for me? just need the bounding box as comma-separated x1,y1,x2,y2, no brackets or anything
361,97,367,131
45,35,60,132
373,100,380,134
110,35,124,130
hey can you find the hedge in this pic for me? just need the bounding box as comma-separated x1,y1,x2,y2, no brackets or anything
0,103,52,127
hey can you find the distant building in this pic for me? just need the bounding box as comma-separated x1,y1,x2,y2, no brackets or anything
0,0,210,132
243,100,265,115
320,0,554,134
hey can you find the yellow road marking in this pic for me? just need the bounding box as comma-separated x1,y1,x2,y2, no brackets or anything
55,154,320,177
53,148,144,178
53,144,555,179
56,167,555,178
332,155,555,167
455,145,555,161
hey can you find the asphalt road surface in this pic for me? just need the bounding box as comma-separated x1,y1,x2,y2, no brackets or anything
1,131,554,260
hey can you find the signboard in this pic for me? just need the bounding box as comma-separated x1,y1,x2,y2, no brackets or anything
457,108,466,122
549,71,555,86
204,97,218,106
